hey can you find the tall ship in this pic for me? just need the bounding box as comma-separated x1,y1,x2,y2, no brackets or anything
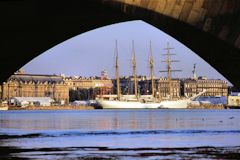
97,40,160,109
97,41,206,109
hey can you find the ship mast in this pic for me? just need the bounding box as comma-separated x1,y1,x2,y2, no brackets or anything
149,41,155,98
166,42,173,99
160,42,181,99
115,40,121,100
132,40,138,99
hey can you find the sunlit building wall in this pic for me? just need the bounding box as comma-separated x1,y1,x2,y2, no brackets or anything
65,75,113,100
1,73,69,103
157,78,181,99
184,78,228,97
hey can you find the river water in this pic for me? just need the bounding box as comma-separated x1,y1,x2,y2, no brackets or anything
0,109,240,159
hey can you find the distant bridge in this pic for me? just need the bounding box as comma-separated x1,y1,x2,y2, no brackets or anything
1,0,240,86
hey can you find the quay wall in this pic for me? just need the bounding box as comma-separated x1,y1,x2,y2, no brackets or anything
8,105,94,110
188,104,225,109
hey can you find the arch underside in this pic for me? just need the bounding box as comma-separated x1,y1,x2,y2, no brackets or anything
0,0,239,86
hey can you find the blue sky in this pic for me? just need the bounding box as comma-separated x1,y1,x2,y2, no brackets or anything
23,20,231,84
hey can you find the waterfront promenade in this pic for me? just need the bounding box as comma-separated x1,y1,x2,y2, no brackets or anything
7,105,94,110
0,104,235,110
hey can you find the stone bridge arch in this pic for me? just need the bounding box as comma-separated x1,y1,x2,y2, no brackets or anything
1,0,240,86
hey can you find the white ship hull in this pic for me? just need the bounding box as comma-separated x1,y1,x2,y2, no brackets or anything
98,100,160,109
98,90,206,109
158,89,207,109
158,99,190,109
98,99,189,109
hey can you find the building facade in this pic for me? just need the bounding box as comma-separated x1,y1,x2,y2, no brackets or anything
1,73,69,103
157,78,181,99
110,76,228,99
116,76,181,99
117,76,137,95
65,75,113,101
65,77,113,90
115,76,152,95
228,93,240,107
184,78,228,97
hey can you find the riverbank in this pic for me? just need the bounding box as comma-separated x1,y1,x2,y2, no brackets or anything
7,105,94,110
0,145,239,160
1,104,239,110
188,104,226,109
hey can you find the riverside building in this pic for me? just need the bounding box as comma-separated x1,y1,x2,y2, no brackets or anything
65,70,113,100
184,77,228,97
117,76,227,99
116,76,181,100
157,78,181,99
0,71,69,103
65,77,113,91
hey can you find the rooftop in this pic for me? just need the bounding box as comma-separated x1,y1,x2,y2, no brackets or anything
8,74,64,83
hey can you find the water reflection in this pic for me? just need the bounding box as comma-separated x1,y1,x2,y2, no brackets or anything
0,110,240,132
0,110,240,159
